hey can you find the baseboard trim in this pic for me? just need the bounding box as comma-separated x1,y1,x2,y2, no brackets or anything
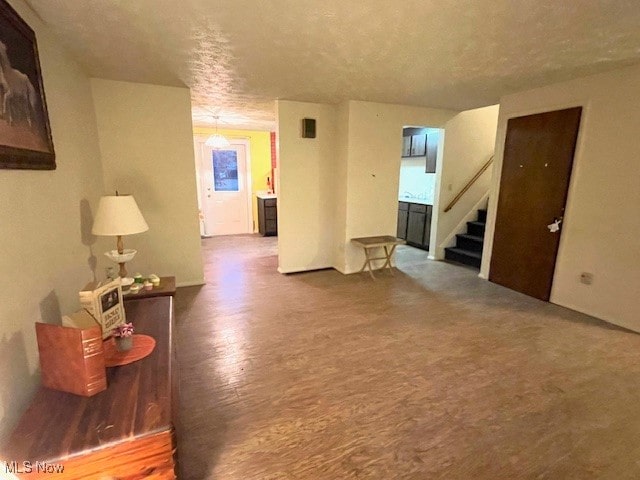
277,264,333,274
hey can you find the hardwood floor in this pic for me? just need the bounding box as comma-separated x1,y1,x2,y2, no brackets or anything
175,236,640,479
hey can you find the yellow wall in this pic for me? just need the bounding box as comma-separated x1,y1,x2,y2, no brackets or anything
193,127,272,232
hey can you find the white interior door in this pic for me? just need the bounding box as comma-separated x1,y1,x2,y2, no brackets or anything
200,142,251,236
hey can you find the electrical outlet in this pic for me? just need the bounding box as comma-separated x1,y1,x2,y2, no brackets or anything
580,272,594,285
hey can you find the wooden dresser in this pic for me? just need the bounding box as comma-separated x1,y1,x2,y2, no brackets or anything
6,296,179,479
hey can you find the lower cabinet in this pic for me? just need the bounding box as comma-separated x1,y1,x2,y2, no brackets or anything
397,202,409,239
407,208,426,245
397,202,432,250
258,197,277,236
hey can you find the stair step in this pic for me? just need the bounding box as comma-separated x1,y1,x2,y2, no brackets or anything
455,233,484,252
466,221,486,237
444,247,482,269
477,209,487,223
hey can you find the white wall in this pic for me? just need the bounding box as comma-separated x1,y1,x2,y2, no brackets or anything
277,100,458,274
331,102,350,272
91,79,204,286
481,64,640,332
340,101,457,273
398,158,437,204
276,100,338,273
0,0,105,442
431,105,499,258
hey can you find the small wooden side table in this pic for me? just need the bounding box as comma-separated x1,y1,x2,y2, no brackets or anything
123,276,176,301
351,236,406,280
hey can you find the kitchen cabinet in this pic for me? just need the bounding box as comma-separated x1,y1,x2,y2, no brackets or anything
401,136,412,157
407,203,428,246
401,128,438,174
397,202,432,250
425,133,438,173
423,206,433,248
410,134,426,156
402,127,427,158
257,196,277,236
397,202,409,239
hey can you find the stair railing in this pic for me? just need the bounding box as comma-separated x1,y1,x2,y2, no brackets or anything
443,155,494,213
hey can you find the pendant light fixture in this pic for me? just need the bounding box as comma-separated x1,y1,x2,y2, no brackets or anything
205,115,231,149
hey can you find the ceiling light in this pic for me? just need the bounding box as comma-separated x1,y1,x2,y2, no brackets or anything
205,133,231,149
205,115,231,149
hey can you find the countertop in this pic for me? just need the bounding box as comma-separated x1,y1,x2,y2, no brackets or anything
398,197,432,206
256,193,277,199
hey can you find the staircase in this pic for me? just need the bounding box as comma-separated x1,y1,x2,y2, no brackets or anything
444,208,487,269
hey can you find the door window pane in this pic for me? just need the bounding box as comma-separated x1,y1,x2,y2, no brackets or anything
212,150,239,191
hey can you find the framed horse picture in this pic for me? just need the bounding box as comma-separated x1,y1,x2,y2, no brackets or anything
0,0,55,170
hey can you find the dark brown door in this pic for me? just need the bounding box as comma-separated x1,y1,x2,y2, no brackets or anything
489,107,582,300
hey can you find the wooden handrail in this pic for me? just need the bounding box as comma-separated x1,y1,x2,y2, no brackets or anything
443,155,494,213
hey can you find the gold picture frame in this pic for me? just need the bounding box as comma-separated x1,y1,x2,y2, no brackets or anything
0,0,55,170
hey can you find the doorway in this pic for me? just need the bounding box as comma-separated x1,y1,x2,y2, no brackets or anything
197,139,253,236
396,127,442,254
489,107,582,300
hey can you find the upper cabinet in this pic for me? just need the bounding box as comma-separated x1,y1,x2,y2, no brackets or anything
402,128,424,158
425,133,437,173
401,136,412,157
410,134,426,156
402,128,439,174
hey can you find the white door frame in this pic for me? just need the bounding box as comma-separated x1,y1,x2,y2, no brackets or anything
194,136,253,235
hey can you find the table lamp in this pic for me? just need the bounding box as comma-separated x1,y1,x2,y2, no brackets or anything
92,193,149,286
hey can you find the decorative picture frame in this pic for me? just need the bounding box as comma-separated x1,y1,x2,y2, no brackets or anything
0,0,55,170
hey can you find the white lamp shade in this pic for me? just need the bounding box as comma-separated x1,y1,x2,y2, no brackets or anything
92,195,149,236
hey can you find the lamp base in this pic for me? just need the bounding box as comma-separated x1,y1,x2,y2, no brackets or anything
104,249,137,285
104,249,137,263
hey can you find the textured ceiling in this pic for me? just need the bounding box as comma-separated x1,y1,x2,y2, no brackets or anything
25,0,640,130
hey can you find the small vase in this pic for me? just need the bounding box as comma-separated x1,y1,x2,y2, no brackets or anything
115,336,133,352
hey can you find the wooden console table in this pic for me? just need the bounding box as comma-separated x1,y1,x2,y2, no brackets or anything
123,276,176,301
6,296,178,479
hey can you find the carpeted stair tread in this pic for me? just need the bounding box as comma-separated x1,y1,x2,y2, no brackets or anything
445,247,482,259
456,233,484,242
444,207,487,270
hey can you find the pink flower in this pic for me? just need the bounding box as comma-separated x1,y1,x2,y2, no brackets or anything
114,323,134,338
